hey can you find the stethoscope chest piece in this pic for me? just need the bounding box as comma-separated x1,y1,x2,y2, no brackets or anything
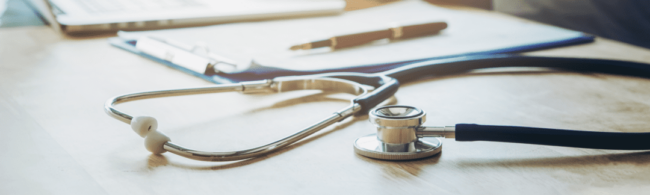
354,105,442,160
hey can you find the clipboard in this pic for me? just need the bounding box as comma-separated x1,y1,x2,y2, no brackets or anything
109,1,595,84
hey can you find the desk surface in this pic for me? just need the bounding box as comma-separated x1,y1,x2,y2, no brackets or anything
2,2,650,195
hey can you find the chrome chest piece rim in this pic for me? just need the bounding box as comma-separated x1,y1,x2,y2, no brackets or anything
354,105,442,160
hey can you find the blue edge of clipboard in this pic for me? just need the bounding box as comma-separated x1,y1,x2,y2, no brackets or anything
109,34,595,84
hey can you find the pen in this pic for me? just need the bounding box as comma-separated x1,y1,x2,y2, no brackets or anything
289,21,447,50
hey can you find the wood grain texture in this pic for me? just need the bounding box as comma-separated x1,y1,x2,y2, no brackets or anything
2,3,650,195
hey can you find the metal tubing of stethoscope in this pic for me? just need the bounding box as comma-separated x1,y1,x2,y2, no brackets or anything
163,103,362,161
417,126,456,138
105,77,370,161
104,80,273,123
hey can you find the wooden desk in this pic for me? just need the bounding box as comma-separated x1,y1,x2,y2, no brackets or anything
2,3,650,195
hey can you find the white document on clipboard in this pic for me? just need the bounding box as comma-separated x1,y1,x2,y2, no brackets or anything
117,0,591,72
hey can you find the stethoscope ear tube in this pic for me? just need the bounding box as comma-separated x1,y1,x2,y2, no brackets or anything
312,72,401,115
455,124,650,150
383,54,650,84
352,77,400,114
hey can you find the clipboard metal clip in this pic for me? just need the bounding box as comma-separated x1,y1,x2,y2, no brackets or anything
135,36,239,75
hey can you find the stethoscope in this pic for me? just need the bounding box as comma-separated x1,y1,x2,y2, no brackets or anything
105,54,650,161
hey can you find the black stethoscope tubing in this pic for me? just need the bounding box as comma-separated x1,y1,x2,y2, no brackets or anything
299,54,650,150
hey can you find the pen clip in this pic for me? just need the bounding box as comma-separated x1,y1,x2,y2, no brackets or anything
135,36,239,75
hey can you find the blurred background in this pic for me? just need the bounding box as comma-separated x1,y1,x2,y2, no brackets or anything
2,0,648,48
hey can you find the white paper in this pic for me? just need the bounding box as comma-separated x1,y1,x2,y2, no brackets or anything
120,1,586,71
